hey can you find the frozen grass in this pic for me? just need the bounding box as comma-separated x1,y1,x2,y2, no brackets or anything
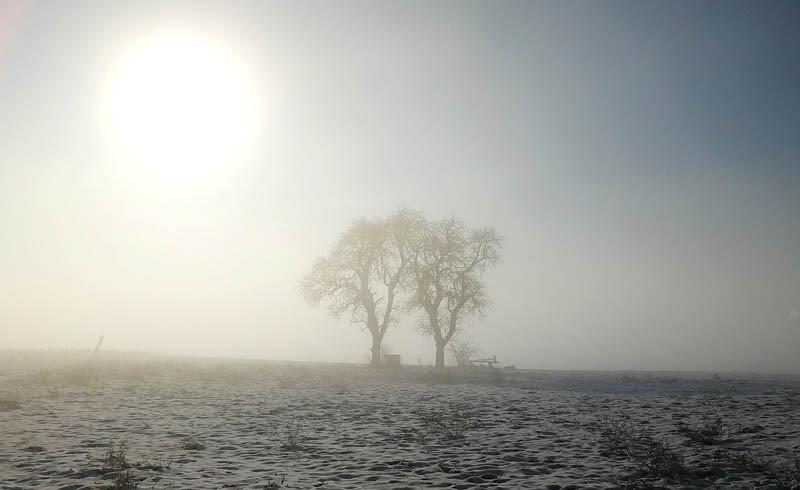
591,410,689,481
101,440,130,470
277,420,306,451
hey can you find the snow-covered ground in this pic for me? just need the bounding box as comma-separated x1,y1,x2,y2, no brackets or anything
1,355,799,489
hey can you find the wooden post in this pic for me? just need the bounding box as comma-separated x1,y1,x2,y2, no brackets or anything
93,335,104,357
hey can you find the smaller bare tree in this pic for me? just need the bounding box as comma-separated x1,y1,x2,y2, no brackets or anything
408,216,502,368
448,338,479,368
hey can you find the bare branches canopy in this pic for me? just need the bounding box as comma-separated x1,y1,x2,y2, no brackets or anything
300,209,501,368
408,216,502,368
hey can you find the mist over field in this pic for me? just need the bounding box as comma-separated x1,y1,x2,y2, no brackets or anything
1,0,799,374
3,3,800,490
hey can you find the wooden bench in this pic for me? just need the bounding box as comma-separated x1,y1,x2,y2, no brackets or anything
469,355,499,368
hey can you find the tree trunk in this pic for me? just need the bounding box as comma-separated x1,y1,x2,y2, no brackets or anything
434,340,446,369
370,333,383,368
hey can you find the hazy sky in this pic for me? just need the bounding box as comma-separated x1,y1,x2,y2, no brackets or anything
1,1,798,373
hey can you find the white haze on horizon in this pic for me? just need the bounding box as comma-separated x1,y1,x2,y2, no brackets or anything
1,1,798,374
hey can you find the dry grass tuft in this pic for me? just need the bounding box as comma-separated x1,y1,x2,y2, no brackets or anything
181,438,206,451
591,410,688,481
415,403,478,441
110,469,141,489
101,440,130,470
717,450,800,488
278,420,306,451
676,410,726,445
628,436,687,479
777,454,800,488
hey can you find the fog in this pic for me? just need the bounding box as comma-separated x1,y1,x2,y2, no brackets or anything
1,1,798,373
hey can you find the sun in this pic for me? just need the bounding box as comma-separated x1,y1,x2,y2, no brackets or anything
103,33,259,178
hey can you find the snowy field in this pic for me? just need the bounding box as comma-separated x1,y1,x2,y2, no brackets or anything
1,354,799,489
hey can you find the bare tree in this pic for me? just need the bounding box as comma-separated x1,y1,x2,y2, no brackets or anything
448,338,479,368
300,210,419,367
409,216,501,369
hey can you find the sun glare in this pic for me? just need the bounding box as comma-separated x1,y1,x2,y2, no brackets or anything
103,33,258,178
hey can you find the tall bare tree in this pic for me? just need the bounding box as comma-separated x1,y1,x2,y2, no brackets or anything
300,209,420,367
409,216,501,368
